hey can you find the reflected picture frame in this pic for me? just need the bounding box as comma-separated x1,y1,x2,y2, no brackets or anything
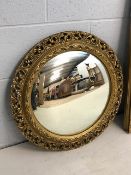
10,31,123,150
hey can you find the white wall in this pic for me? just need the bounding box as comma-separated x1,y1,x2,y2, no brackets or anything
0,0,130,149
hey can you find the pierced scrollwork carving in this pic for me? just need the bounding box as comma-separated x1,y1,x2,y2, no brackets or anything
10,31,123,151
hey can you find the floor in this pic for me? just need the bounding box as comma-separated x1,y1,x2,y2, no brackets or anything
34,83,109,135
0,115,131,175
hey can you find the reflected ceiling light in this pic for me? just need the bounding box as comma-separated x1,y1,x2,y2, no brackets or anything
50,69,62,81
53,51,88,67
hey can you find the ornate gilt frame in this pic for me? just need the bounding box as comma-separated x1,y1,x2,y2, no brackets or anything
10,31,123,150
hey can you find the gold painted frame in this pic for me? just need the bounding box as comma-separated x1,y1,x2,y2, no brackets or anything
10,31,123,150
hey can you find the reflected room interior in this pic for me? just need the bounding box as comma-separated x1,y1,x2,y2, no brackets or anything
31,51,110,135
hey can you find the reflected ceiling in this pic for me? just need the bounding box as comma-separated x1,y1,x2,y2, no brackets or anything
40,51,89,87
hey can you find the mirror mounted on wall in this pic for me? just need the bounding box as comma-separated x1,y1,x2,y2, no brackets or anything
10,31,123,151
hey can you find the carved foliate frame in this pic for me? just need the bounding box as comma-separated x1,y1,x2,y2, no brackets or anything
10,31,123,150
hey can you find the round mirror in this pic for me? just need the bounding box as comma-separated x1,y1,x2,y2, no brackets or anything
10,31,123,150
32,51,110,135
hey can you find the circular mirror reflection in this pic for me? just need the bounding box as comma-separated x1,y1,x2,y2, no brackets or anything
31,51,110,135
